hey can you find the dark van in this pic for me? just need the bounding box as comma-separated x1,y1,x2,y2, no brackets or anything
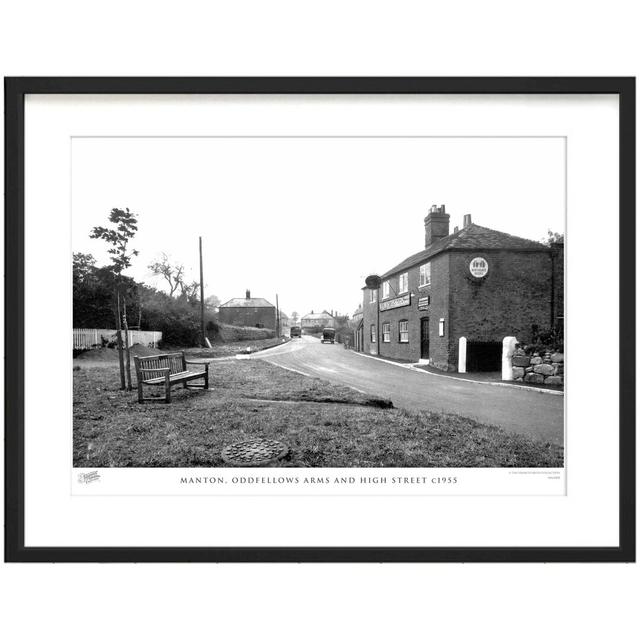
321,327,336,344
290,326,302,338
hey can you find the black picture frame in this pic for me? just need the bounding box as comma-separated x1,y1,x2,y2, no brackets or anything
4,77,635,563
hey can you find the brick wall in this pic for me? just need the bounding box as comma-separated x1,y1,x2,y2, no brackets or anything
447,250,553,367
362,248,558,371
362,253,450,364
422,253,450,369
362,288,378,355
218,307,277,330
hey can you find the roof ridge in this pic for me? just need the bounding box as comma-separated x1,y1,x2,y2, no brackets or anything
381,223,548,278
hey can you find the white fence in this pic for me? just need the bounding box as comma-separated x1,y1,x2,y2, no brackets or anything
73,328,163,350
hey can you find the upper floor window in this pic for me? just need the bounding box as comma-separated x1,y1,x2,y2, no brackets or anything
382,280,390,299
398,272,409,294
370,288,378,303
419,262,431,287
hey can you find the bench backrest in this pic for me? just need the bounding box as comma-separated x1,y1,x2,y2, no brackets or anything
134,352,186,381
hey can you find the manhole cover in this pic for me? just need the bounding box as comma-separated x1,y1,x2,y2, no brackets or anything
222,439,289,467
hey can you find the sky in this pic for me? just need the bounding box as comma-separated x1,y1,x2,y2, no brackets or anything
72,136,565,318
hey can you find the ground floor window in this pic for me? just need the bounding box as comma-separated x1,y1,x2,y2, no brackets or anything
382,322,391,342
370,324,376,342
399,320,409,343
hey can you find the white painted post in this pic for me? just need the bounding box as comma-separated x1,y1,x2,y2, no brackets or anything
502,336,518,380
458,337,467,373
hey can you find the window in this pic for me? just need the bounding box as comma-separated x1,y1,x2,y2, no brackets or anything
370,324,377,342
382,280,390,299
419,262,431,287
398,272,409,294
399,320,409,343
370,288,378,303
382,323,391,342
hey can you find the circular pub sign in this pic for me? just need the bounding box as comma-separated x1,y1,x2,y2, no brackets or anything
469,257,489,278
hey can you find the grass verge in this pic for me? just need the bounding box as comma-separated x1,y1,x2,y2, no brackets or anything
73,360,563,468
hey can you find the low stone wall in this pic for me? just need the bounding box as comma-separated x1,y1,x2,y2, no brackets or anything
512,348,564,386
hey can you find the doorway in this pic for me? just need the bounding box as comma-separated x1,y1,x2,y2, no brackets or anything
420,317,430,360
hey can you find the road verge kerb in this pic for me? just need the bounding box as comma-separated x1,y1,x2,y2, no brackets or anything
349,350,564,396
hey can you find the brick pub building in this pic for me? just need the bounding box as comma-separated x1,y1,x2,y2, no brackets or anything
360,205,564,372
218,290,277,330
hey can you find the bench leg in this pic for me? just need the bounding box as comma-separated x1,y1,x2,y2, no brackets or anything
138,383,144,404
165,376,172,404
204,367,209,390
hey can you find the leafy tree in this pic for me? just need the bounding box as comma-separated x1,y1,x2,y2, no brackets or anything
73,252,97,283
73,258,222,349
90,208,139,390
73,255,132,328
136,284,216,346
542,229,564,245
204,294,221,311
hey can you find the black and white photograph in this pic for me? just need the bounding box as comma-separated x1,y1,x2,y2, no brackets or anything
6,77,632,564
71,135,565,471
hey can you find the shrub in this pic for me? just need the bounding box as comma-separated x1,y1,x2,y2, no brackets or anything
215,324,275,342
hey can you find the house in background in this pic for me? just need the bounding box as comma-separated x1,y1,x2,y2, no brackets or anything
218,290,276,329
351,304,364,352
301,310,335,330
279,311,290,334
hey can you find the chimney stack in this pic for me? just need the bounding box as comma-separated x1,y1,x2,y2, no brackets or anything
424,204,450,247
463,214,472,228
246,289,251,299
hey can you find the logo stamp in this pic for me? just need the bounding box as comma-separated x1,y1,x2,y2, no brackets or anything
78,470,101,484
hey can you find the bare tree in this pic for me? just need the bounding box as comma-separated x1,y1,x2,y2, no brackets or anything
148,253,185,297
179,280,200,304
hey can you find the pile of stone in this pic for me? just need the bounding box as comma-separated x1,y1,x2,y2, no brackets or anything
512,347,564,386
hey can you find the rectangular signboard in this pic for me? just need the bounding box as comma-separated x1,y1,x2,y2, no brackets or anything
380,293,411,312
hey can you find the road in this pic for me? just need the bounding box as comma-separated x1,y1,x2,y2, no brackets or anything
249,335,564,445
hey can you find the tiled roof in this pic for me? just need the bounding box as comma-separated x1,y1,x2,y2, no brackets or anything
302,312,333,320
219,297,274,308
382,223,548,278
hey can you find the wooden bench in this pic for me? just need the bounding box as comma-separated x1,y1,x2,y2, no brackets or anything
133,352,209,404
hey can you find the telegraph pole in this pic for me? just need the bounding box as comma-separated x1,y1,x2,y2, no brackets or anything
275,293,280,337
199,236,205,346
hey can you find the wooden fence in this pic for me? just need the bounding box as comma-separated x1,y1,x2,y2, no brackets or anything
73,328,163,350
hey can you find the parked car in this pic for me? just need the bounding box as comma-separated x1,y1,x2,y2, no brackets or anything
290,326,302,338
321,327,336,344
